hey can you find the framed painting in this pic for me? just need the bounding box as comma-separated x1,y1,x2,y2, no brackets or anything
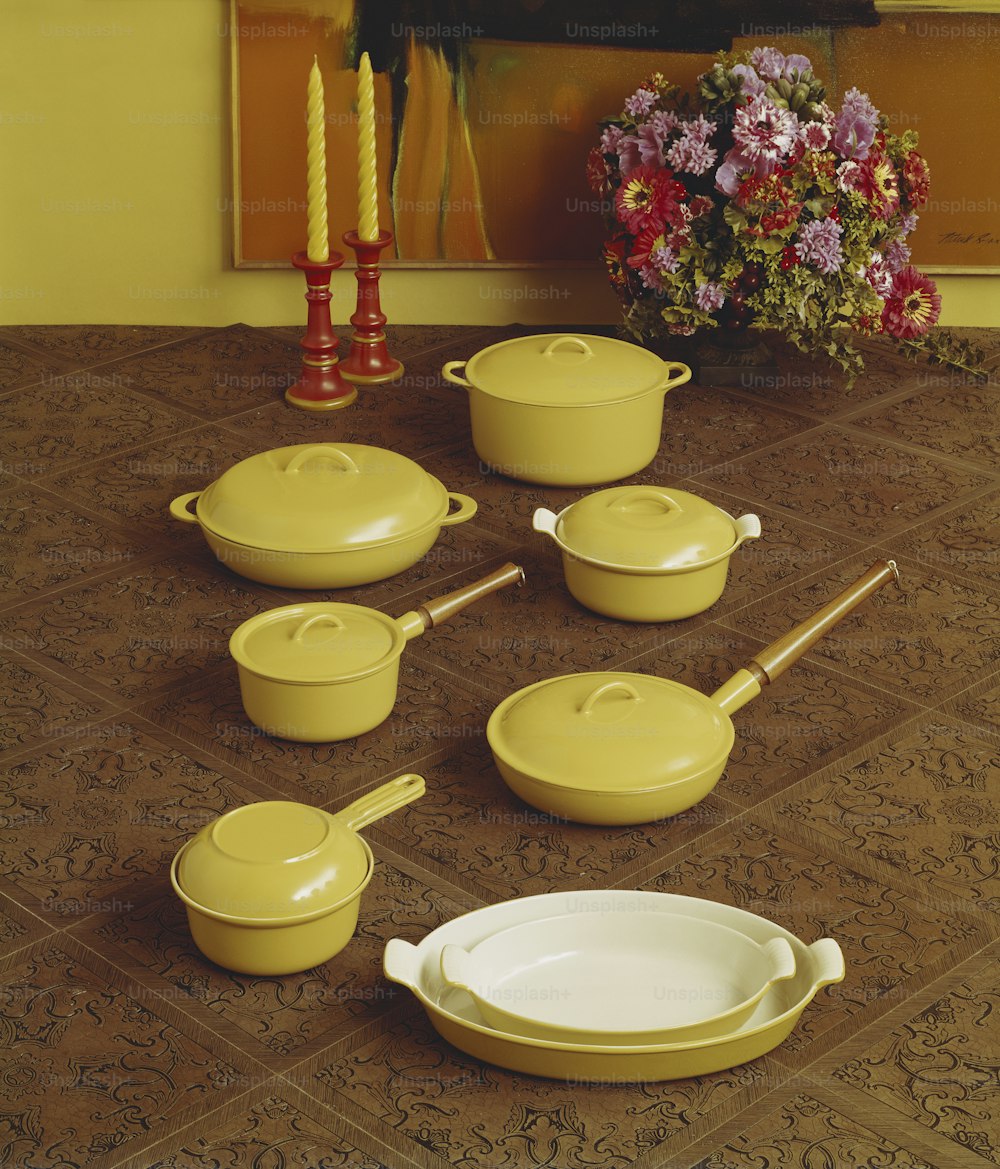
228,0,1000,271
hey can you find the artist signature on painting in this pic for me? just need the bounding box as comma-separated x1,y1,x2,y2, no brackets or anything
938,231,1000,247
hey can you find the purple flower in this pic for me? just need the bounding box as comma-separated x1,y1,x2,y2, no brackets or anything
639,263,666,291
636,123,666,166
695,281,726,312
617,135,642,175
625,88,658,118
832,87,880,160
651,245,680,273
795,217,844,274
884,237,911,273
733,95,798,163
600,125,625,154
783,54,812,81
750,47,786,82
715,148,756,196
731,64,766,98
900,212,919,235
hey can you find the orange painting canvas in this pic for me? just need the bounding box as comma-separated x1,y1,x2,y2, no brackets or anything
230,1,1000,271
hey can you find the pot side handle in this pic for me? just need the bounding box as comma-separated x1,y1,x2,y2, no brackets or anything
761,937,797,985
284,445,360,475
332,773,426,833
807,937,846,989
658,360,693,393
439,944,476,992
531,508,559,538
733,513,762,545
439,492,478,526
383,938,420,989
441,361,471,389
169,492,202,524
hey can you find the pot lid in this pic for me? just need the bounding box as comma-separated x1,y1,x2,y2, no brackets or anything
229,602,405,683
487,672,734,792
195,443,451,553
175,800,371,922
554,487,738,570
461,334,670,406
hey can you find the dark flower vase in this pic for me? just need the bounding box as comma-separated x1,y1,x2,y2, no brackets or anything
694,327,781,388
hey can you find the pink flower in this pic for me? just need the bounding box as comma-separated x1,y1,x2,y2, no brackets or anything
733,95,798,164
750,47,786,82
625,87,658,118
695,281,726,312
801,122,831,151
667,133,717,175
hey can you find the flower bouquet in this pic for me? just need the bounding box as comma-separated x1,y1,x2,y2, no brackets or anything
588,46,985,385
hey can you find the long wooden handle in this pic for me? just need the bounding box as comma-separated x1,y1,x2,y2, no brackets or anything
749,559,900,685
414,563,524,629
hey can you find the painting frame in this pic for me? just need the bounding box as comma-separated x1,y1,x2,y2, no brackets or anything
227,0,1000,273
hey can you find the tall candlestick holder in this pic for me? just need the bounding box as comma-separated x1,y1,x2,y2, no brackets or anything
285,250,358,412
338,229,404,384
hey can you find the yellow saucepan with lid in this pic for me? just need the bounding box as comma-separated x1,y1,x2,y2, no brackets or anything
170,773,425,974
229,563,524,741
487,560,900,824
534,485,761,621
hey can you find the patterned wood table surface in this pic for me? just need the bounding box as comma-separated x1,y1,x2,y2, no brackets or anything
0,323,997,1169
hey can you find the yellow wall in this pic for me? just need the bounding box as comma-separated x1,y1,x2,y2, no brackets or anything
3,0,996,327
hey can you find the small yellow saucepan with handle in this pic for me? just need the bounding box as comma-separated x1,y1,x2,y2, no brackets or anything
229,563,524,742
487,560,900,825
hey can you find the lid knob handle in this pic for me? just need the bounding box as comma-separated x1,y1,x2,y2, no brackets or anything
579,680,643,717
284,445,360,475
542,336,594,360
608,488,684,516
290,613,348,643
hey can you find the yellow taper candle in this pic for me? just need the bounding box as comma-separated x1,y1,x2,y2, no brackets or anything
357,51,380,241
306,56,329,262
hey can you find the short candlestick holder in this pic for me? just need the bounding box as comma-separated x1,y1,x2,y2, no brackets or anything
285,250,358,412
338,229,404,384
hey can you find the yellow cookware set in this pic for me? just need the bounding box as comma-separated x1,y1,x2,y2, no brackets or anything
164,333,900,1081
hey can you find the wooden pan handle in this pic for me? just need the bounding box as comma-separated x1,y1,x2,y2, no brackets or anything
749,559,900,686
414,563,525,630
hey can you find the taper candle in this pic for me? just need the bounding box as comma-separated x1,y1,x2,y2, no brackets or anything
306,56,330,262
357,51,380,242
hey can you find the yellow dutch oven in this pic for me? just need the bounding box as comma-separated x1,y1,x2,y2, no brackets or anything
533,486,761,621
170,774,424,975
229,564,524,742
169,442,477,588
442,333,691,486
487,561,900,825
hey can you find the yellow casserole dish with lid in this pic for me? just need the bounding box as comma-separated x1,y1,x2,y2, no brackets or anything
169,442,477,587
533,485,760,621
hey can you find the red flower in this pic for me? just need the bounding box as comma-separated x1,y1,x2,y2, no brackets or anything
881,266,941,339
603,234,629,290
902,151,931,209
614,164,685,234
852,150,900,221
780,245,799,270
587,146,610,194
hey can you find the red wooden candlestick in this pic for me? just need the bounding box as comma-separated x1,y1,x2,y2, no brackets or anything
338,229,404,383
285,250,358,411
